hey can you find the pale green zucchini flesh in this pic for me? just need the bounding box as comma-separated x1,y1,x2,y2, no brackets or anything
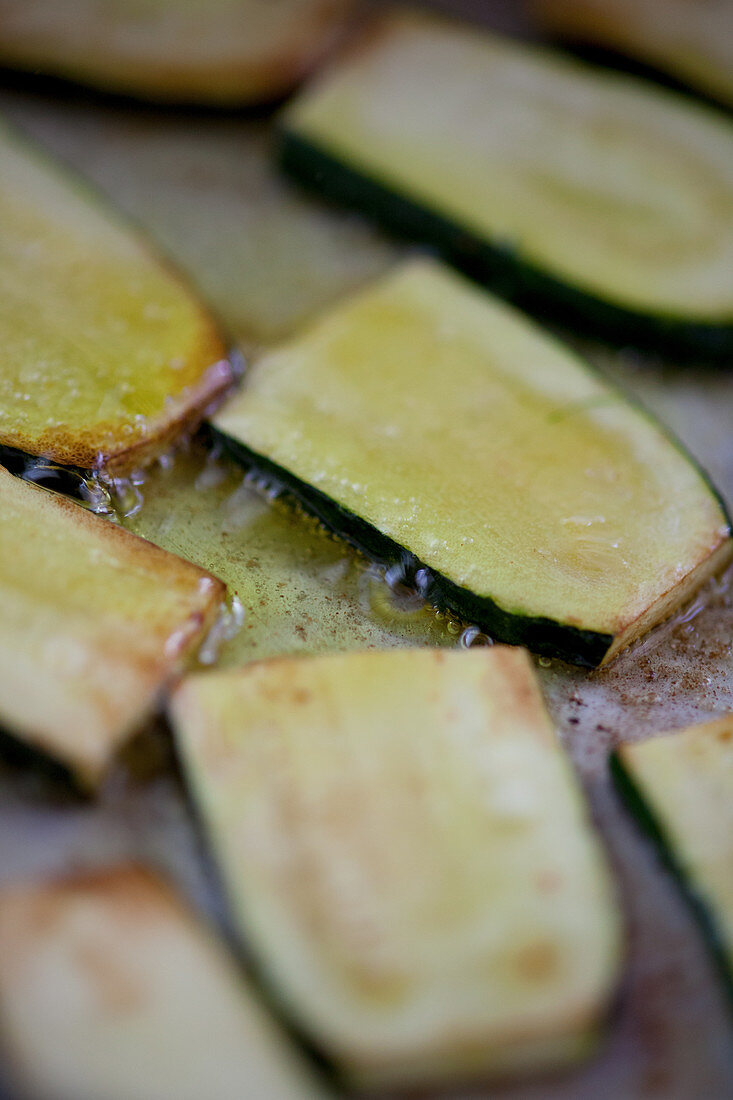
0,0,356,105
533,0,733,109
0,467,225,788
613,715,733,1005
170,646,623,1088
213,260,732,667
0,866,327,1100
0,96,398,353
280,10,733,357
0,117,232,476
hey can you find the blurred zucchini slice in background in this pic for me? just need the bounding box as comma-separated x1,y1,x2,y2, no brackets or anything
0,467,224,788
532,0,733,109
171,646,622,1088
0,0,356,106
0,117,232,476
281,10,733,358
213,260,732,667
0,866,328,1100
613,715,733,1004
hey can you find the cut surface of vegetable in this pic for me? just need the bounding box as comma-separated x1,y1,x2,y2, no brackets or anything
0,0,356,105
613,715,733,1001
213,260,732,667
0,866,328,1100
1,93,398,353
0,467,224,787
533,0,733,108
171,646,622,1088
0,117,231,475
281,10,733,356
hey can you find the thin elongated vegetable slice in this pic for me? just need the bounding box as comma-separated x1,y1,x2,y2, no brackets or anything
2,95,398,353
0,0,356,106
0,467,225,788
170,646,623,1088
612,715,733,1004
533,0,733,109
213,260,732,667
280,10,733,357
0,117,232,476
0,866,328,1100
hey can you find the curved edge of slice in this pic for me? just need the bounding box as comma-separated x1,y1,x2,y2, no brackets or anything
601,537,733,663
611,716,733,1008
0,468,226,789
278,9,733,359
531,0,733,110
101,357,236,479
0,0,359,106
210,258,732,669
212,430,615,667
217,432,731,668
0,865,329,1100
0,116,235,477
277,130,733,363
169,646,624,1089
213,414,732,671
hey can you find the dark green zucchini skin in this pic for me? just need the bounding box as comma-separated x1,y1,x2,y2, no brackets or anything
0,724,82,797
0,443,92,501
553,43,733,117
610,752,733,1011
212,427,613,668
279,130,733,363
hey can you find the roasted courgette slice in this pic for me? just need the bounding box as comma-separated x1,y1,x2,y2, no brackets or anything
612,716,733,1005
0,866,328,1100
213,260,732,667
0,117,232,476
0,0,356,106
0,467,225,788
280,10,733,358
1,94,398,353
533,0,733,109
170,646,623,1088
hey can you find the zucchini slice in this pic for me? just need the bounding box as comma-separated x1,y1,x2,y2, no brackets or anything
213,260,732,667
0,94,397,354
612,715,733,1005
280,10,733,358
0,117,232,476
0,467,225,788
533,0,733,109
0,0,356,106
0,866,327,1100
170,646,622,1088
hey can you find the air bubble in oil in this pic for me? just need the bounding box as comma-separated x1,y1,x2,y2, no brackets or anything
96,468,146,519
459,625,493,647
198,595,246,665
